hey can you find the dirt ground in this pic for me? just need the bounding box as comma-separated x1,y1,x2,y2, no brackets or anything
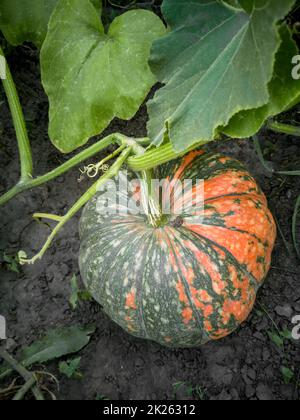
0,46,300,401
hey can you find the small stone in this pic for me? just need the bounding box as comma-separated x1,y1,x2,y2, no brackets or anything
209,365,233,386
245,385,255,399
247,368,256,381
5,338,17,351
256,383,274,401
293,302,300,312
262,348,271,362
279,384,294,400
275,305,293,318
214,390,232,401
230,389,239,400
253,331,264,341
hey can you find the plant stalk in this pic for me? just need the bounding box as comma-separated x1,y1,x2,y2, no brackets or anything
127,141,205,172
0,133,147,207
0,133,202,207
0,46,33,181
20,148,132,265
0,348,44,400
267,120,300,137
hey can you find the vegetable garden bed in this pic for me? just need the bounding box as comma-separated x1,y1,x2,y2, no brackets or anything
0,45,299,400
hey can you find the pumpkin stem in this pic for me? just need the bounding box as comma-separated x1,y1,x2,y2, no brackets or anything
140,169,163,228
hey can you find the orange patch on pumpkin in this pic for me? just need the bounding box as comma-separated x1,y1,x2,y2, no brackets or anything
173,150,205,182
182,307,193,324
199,290,212,303
125,288,137,310
222,295,255,326
186,223,269,281
204,320,213,332
176,281,189,305
203,171,262,202
186,268,195,285
182,238,226,295
210,328,231,340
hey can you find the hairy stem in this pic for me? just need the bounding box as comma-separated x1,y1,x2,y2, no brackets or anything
267,120,300,137
20,148,132,265
127,141,207,171
0,46,33,181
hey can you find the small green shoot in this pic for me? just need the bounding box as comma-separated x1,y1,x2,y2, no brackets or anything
69,275,92,310
173,381,206,400
267,331,284,348
95,394,109,401
59,357,82,380
281,366,294,385
2,252,21,273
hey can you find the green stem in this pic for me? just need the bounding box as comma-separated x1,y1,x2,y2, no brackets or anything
0,133,147,207
267,120,300,137
127,141,206,172
13,376,37,401
83,143,127,178
20,148,132,265
33,213,64,223
0,46,33,181
0,348,44,401
292,195,300,258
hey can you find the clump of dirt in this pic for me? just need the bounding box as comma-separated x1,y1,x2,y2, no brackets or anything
0,46,299,401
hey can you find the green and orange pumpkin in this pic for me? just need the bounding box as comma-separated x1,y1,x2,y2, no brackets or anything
79,151,276,347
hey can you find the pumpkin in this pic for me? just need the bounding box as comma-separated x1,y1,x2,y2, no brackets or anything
79,151,276,347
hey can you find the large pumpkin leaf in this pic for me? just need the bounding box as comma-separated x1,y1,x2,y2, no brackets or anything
222,25,300,138
41,0,165,153
0,325,95,379
0,0,102,48
147,0,296,152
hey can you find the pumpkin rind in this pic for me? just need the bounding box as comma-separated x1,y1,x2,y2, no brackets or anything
79,151,276,347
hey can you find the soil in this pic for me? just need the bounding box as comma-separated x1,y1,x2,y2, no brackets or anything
0,46,300,401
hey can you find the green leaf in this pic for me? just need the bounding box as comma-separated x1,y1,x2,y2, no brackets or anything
20,325,95,367
69,275,91,310
238,0,254,13
0,0,102,48
0,325,95,378
59,357,82,379
222,25,300,138
222,0,243,9
147,0,296,152
267,331,284,348
40,0,166,153
2,252,20,273
70,275,80,310
280,328,292,340
222,0,253,12
281,366,294,384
